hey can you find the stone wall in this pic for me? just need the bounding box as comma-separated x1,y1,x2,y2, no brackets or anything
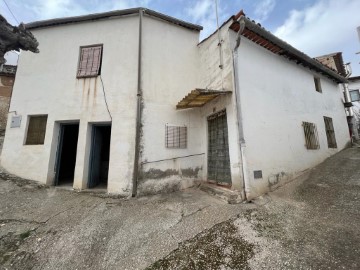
0,74,14,131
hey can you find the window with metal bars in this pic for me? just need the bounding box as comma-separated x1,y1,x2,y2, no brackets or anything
324,117,337,148
314,77,322,93
25,115,48,145
165,125,187,148
77,44,103,78
302,121,320,150
349,89,360,102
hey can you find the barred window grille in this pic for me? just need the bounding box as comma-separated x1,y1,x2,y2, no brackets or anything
314,77,322,93
165,125,187,148
302,121,320,150
77,45,103,78
25,115,48,145
324,117,337,148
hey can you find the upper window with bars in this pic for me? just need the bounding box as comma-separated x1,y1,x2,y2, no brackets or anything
302,121,320,150
165,125,187,149
77,44,103,78
324,116,337,148
349,89,360,102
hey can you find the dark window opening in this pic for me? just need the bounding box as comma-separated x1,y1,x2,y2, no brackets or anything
302,121,320,150
25,115,48,145
314,77,322,93
324,117,337,148
77,44,103,78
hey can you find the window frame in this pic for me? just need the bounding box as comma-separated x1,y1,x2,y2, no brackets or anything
349,89,360,102
323,116,337,148
314,77,322,93
25,115,48,145
76,44,103,78
165,124,187,149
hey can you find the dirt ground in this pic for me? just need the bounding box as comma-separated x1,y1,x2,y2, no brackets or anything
1,147,360,269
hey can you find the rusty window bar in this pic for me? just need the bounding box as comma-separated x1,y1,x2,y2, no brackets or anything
324,117,337,148
302,121,320,150
165,125,187,148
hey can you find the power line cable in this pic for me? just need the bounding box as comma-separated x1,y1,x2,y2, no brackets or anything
100,75,113,121
2,0,20,24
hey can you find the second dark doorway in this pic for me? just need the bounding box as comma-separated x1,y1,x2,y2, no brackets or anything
88,124,111,189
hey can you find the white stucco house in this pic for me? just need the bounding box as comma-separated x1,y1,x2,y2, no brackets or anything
349,76,360,135
1,8,350,201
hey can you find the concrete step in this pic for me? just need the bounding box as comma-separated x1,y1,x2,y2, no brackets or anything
199,182,244,204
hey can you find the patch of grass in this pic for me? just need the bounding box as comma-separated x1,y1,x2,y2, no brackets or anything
20,230,31,240
147,220,254,270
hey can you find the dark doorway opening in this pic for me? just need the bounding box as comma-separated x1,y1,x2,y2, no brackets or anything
55,123,79,186
88,124,111,189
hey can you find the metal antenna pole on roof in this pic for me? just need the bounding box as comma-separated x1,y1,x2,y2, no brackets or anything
215,0,224,90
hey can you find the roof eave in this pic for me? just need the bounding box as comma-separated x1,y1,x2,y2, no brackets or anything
242,18,347,84
25,7,203,31
229,17,347,84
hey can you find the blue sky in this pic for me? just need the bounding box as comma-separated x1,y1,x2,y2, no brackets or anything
2,0,360,75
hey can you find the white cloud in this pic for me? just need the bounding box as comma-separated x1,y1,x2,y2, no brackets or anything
274,0,360,75
11,0,152,22
185,0,230,39
254,0,276,22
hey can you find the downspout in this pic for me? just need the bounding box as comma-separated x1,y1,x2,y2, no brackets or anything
232,15,251,201
343,63,353,116
132,9,144,197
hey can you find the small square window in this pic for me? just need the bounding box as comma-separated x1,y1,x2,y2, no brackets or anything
25,115,48,145
314,77,322,93
349,89,360,102
77,45,103,78
302,121,320,150
165,125,187,148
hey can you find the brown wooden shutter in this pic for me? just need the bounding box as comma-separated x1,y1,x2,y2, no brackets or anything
25,115,48,145
77,45,103,78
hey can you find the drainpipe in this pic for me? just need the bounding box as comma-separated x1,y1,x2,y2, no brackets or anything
232,15,250,201
342,63,354,138
132,9,144,197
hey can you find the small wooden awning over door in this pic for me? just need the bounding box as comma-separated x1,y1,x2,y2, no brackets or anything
176,89,232,110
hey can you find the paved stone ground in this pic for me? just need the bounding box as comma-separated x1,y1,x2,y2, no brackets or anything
148,147,360,269
0,171,254,270
1,147,360,269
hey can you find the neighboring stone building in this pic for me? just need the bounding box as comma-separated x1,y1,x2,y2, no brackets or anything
0,8,351,201
0,65,16,131
315,52,347,77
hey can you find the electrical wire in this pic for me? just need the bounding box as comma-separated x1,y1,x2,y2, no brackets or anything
100,75,112,121
2,0,20,24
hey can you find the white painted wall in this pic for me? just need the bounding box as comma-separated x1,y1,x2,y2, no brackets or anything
236,36,350,198
196,23,244,192
1,13,207,196
138,15,203,194
349,78,360,133
1,15,140,195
